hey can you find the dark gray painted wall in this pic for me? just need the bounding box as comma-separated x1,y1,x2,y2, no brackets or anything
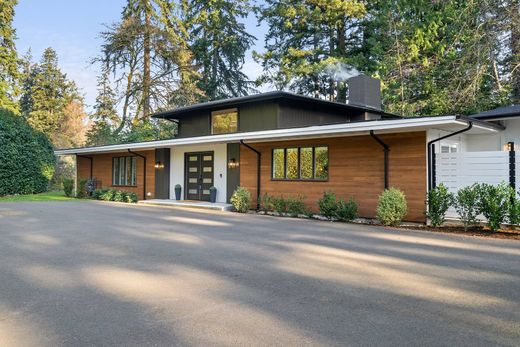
277,101,352,128
154,148,170,199
226,143,240,203
178,111,210,138
239,102,278,132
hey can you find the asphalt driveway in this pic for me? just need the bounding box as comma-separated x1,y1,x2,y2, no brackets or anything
0,201,519,346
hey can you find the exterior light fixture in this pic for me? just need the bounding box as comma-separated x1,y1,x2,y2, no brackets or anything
227,158,239,169
504,142,515,151
154,161,164,169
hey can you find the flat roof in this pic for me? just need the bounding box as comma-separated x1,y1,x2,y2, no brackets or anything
152,91,398,119
470,105,520,120
54,116,502,155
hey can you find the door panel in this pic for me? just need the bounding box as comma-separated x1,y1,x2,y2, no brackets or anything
185,152,214,201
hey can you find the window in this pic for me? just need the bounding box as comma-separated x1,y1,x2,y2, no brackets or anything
211,108,238,134
112,156,137,186
272,146,328,180
441,144,458,153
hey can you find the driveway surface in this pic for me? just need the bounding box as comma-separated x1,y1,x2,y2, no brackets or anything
0,201,519,346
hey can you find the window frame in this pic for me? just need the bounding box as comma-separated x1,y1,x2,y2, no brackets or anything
112,156,137,187
211,108,239,135
271,146,329,182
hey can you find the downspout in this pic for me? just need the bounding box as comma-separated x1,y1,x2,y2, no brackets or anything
240,140,261,210
427,121,473,192
370,130,390,189
128,149,147,200
77,155,93,179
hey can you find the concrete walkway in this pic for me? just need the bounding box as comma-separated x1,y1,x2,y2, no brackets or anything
0,201,519,346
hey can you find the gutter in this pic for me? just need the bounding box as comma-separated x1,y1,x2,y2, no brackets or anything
427,121,473,192
369,131,390,189
128,149,147,200
240,140,261,210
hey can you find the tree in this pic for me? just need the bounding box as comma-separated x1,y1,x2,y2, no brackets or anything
187,0,256,100
255,0,366,101
19,48,88,147
0,0,19,112
86,67,120,146
0,108,55,195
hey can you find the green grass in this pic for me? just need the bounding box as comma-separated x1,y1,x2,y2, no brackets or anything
0,190,78,202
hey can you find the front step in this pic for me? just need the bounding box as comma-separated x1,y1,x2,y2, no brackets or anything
138,199,234,211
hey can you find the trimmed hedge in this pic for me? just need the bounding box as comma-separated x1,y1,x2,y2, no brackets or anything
0,108,56,195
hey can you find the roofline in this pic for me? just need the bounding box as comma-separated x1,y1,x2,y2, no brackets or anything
54,116,500,156
470,113,520,121
152,91,395,119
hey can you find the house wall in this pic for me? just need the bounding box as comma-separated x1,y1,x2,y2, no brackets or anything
465,118,520,151
170,143,228,203
77,150,155,200
239,131,427,222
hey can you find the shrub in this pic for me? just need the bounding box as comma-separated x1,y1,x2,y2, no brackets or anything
99,189,115,201
63,179,74,197
376,187,407,226
125,192,138,203
425,183,453,227
336,197,358,222
76,179,88,198
509,194,520,226
271,196,288,214
260,192,272,211
454,184,481,231
318,191,338,218
92,188,109,200
286,195,306,216
112,190,124,202
0,108,56,195
477,182,512,232
230,187,251,213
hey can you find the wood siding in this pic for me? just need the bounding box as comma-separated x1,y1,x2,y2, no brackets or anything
77,150,155,200
240,131,427,222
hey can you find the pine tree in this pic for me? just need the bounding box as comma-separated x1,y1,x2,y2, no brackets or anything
0,0,20,112
187,0,256,100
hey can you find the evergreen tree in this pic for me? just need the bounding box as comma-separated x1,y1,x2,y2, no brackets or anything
187,0,256,100
20,48,87,147
255,0,366,101
0,0,20,112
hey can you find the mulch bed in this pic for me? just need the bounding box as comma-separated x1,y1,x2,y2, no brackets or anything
391,224,520,240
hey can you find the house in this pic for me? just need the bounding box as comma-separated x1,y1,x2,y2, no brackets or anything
54,76,502,222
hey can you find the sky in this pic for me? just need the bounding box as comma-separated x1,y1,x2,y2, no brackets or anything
13,0,269,112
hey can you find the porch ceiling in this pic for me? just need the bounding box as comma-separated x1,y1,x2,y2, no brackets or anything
54,116,501,155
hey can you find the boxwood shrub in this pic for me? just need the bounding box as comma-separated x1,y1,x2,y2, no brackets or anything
0,108,56,195
376,187,408,226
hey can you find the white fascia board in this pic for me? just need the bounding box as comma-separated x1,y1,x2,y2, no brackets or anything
54,116,478,155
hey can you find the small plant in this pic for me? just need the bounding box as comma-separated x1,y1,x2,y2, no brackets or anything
271,196,288,214
230,187,251,213
260,192,272,211
477,182,512,232
376,187,407,226
63,179,74,197
112,190,124,202
99,189,115,201
336,197,358,222
318,191,338,219
286,195,306,216
76,179,88,198
125,192,138,203
454,184,481,231
425,183,453,227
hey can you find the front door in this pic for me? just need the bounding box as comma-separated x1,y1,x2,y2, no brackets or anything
185,152,214,201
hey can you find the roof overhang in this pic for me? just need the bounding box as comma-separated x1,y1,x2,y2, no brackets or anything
54,116,502,156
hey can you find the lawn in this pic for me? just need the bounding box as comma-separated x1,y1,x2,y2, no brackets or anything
0,190,76,202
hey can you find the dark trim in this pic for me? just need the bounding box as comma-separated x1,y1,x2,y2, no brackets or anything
77,155,93,179
509,142,516,190
240,140,261,210
427,122,473,192
270,146,330,181
128,149,147,200
369,131,390,189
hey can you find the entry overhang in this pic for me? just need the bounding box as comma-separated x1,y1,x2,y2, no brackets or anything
54,116,502,156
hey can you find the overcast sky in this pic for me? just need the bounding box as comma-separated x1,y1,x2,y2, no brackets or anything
14,0,268,112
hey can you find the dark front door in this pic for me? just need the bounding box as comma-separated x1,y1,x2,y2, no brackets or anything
185,152,214,201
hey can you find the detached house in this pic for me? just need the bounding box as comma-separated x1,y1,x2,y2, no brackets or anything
55,76,501,222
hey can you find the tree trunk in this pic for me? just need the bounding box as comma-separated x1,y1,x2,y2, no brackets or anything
511,0,520,103
143,0,151,119
336,21,347,103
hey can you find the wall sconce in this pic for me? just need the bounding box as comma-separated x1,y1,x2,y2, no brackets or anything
154,161,164,169
504,142,515,152
227,158,239,169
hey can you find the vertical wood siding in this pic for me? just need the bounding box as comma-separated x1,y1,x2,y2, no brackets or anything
77,150,155,200
239,131,427,222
